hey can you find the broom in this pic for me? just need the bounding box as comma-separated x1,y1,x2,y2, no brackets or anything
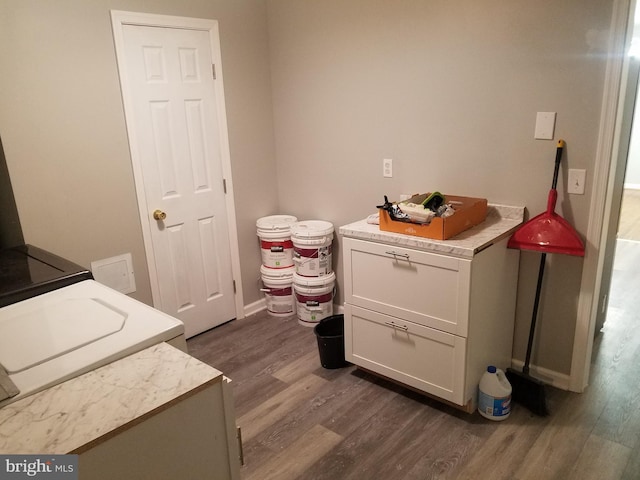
505,140,585,416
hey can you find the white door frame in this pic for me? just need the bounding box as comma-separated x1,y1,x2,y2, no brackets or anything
570,0,634,391
110,10,245,319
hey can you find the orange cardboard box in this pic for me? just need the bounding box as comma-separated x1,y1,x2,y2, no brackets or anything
379,193,488,240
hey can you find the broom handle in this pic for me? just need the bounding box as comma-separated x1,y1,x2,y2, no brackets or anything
524,252,547,374
522,140,564,374
551,139,565,190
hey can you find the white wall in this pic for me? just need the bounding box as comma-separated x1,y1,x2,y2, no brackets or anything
0,0,278,306
266,0,614,375
0,0,617,377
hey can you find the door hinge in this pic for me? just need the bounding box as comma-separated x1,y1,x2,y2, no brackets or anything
601,293,608,314
212,63,216,80
223,178,227,194
233,280,236,293
237,426,244,465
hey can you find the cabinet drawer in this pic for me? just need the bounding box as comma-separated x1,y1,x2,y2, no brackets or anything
345,304,466,406
343,237,471,336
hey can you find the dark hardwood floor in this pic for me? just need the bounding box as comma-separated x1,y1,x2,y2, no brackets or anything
187,240,640,480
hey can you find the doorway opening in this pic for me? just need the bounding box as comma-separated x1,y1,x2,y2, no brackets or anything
593,20,640,367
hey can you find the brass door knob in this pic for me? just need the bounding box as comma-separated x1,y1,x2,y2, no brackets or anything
153,209,167,221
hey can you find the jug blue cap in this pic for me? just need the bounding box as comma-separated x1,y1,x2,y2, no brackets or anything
487,365,497,373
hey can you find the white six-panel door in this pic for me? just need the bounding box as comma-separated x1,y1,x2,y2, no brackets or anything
112,12,239,337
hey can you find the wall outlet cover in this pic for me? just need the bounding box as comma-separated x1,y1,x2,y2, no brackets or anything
383,158,393,178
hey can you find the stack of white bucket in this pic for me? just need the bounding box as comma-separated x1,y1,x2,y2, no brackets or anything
257,215,297,317
290,220,336,327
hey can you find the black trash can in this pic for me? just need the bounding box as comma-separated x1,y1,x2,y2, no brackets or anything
314,314,348,369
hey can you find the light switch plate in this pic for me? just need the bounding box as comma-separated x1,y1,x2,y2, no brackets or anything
535,112,556,140
568,169,586,195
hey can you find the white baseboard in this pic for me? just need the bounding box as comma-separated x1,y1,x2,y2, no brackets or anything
624,183,640,190
509,359,571,391
243,298,266,318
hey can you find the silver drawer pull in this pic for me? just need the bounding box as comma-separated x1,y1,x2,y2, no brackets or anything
385,251,410,260
384,321,408,331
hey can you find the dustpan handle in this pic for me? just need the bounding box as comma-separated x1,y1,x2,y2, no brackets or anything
551,139,565,190
546,189,558,214
524,252,547,373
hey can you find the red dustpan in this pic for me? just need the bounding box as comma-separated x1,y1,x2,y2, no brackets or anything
508,140,585,257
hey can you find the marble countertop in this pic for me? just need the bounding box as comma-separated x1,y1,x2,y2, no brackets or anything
339,204,525,258
0,342,222,455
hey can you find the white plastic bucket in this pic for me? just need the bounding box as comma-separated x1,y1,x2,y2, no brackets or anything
256,215,297,268
478,366,512,421
260,265,295,317
293,272,335,326
290,220,334,277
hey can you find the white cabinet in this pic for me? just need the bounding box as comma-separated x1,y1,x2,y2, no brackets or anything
0,342,241,480
78,376,240,480
342,234,519,410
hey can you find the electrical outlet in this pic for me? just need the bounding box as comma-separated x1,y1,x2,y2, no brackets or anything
383,158,393,178
568,169,586,195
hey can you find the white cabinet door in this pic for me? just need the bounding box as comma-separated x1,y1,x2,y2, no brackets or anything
343,237,471,336
345,304,466,405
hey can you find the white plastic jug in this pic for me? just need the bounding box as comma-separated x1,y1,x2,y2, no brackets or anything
478,366,512,421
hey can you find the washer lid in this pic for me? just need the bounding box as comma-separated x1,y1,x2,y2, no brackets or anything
0,298,126,373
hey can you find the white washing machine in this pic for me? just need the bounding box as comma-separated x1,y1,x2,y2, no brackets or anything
0,280,186,408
